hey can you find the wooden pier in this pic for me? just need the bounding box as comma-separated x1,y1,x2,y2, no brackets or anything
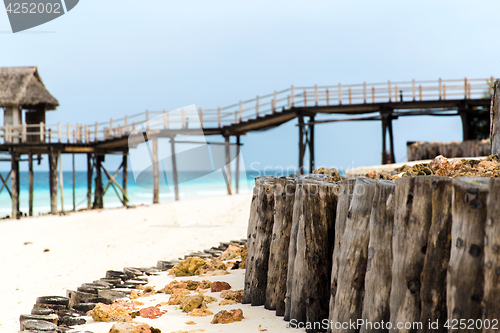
0,66,495,218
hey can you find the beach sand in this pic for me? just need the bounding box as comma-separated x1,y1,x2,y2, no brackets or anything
0,193,301,332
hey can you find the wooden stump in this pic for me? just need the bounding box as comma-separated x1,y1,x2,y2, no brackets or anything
249,179,275,306
418,177,453,333
284,181,305,321
361,180,396,333
331,178,376,333
390,176,435,333
242,183,261,304
484,178,500,333
289,180,338,333
447,177,489,332
265,177,296,314
491,80,500,155
327,179,356,333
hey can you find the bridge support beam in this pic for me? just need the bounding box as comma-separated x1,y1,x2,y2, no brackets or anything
309,116,315,172
152,137,159,204
381,109,396,165
459,102,472,141
170,137,180,201
298,114,315,174
224,135,232,195
11,149,20,219
87,153,93,209
123,149,128,206
49,148,58,214
93,154,104,209
236,136,240,194
298,115,305,175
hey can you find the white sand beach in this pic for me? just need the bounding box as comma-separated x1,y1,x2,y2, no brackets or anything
0,193,299,332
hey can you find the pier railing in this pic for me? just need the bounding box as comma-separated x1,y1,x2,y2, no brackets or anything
0,77,494,144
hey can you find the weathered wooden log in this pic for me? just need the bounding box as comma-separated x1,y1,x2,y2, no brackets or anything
331,178,376,333
447,177,489,332
284,181,305,321
418,177,453,333
243,177,274,304
390,176,434,333
289,180,338,333
265,177,296,314
491,80,500,155
249,179,275,306
360,180,396,333
484,178,500,333
327,178,356,333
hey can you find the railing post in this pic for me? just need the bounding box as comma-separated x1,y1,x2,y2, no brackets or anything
109,118,113,136
218,107,221,127
273,91,277,113
464,77,468,99
468,83,472,99
291,85,295,106
395,85,398,102
199,108,203,128
338,83,342,104
326,88,330,105
124,115,128,133
304,90,307,107
163,109,167,129
85,124,88,142
239,101,243,121
67,123,70,143
363,82,367,103
40,122,44,142
412,79,416,101
145,109,149,130
443,84,447,100
349,87,352,104
256,97,260,117
419,85,423,101
438,78,442,100
95,122,98,141
388,80,391,102
314,85,318,105
58,122,61,142
372,86,375,103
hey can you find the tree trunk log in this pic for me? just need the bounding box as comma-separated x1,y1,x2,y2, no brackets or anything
250,179,275,306
331,178,376,333
328,179,356,333
266,177,296,314
447,177,489,333
361,180,396,333
484,178,500,333
390,176,435,333
284,181,305,321
418,177,453,333
491,80,500,155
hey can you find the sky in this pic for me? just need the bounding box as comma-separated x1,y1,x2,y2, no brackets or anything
1,0,499,173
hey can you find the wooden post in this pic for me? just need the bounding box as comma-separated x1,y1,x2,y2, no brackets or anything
49,148,58,214
236,136,240,194
199,108,203,128
152,137,159,204
387,114,396,164
122,150,128,206
326,89,330,105
10,149,19,219
484,178,500,332
256,97,260,117
447,177,489,329
314,85,318,105
381,117,388,165
309,116,315,172
330,178,376,333
266,177,296,316
58,151,64,212
249,180,274,306
170,138,179,201
28,153,33,217
298,115,305,175
390,176,435,333
360,180,396,333
464,77,468,99
223,136,232,195
412,79,416,101
438,78,442,100
363,82,367,103
304,90,307,107
285,182,305,321
491,80,500,155
339,83,342,104
72,153,76,211
419,177,453,333
290,181,338,333
218,107,221,127
327,179,356,333
388,80,392,102
93,155,104,209
291,86,295,106
87,153,92,209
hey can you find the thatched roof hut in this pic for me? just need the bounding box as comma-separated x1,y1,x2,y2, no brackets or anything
0,66,59,111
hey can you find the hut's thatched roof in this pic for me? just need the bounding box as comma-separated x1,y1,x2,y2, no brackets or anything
0,66,59,111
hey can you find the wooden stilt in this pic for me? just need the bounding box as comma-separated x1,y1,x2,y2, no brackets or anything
298,115,305,175
93,154,104,209
87,153,92,209
236,136,240,194
491,80,500,154
387,114,396,164
58,151,64,212
152,137,159,204
224,136,232,195
11,149,19,219
170,137,179,201
381,118,388,165
49,148,58,214
28,153,33,217
458,102,471,141
309,116,315,172
72,153,76,211
123,150,128,205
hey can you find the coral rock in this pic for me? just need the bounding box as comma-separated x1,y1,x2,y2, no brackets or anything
168,291,191,305
169,257,207,277
211,309,244,324
188,309,213,317
219,299,237,305
139,306,164,319
108,322,159,333
219,245,241,261
220,290,243,303
87,303,132,322
210,281,231,292
181,296,204,313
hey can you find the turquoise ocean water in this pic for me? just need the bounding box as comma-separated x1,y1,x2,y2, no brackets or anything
0,170,264,217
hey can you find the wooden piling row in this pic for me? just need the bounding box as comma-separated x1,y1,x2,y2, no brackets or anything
245,175,500,333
